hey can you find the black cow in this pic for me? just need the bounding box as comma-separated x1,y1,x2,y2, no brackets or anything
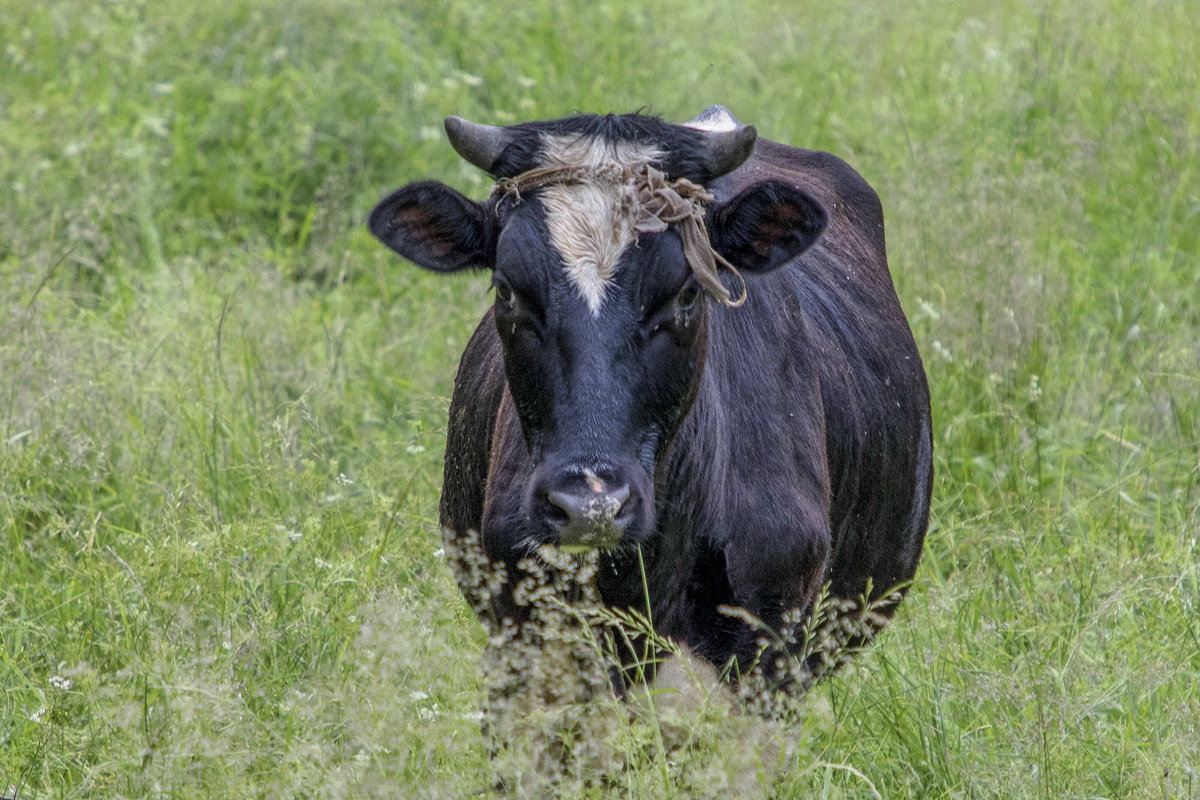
370,106,932,691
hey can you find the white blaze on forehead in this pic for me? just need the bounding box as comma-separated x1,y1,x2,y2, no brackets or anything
538,134,664,315
539,182,634,315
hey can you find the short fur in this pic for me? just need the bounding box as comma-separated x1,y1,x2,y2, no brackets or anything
370,109,933,690
537,135,664,314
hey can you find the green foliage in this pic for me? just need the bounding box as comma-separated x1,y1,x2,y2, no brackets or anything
2,0,1197,796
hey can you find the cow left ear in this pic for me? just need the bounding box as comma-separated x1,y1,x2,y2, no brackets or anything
368,181,494,273
708,182,828,273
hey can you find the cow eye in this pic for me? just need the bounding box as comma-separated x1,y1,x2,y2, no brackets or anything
493,276,515,307
675,283,701,311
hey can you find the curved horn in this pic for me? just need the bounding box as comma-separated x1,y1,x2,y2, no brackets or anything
444,116,512,174
700,124,758,178
683,105,758,178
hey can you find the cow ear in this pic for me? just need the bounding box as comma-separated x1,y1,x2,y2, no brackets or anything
708,182,828,273
368,181,494,272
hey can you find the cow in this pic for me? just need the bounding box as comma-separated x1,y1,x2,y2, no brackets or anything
369,106,932,694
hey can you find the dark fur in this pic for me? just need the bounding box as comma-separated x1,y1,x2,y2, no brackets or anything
493,112,713,181
371,113,933,689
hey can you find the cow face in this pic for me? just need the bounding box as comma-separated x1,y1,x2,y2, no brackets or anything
370,112,827,555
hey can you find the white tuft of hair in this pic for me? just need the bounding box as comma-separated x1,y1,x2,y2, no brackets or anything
538,134,664,315
682,104,743,133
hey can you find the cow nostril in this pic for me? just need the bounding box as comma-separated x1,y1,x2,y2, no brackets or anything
541,492,571,528
546,489,584,528
610,484,631,511
611,484,634,522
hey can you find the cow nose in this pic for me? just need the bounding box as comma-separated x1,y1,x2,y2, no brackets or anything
543,481,633,551
547,483,631,528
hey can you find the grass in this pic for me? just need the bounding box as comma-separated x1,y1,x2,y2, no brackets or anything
1,0,1197,796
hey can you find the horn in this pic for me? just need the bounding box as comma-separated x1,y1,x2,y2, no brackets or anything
700,125,758,178
683,105,758,178
444,116,512,174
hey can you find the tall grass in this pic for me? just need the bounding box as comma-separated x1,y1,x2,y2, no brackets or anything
2,0,1197,797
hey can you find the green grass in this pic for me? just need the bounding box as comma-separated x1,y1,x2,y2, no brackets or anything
2,0,1197,796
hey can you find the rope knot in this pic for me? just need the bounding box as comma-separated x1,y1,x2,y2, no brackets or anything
492,162,746,307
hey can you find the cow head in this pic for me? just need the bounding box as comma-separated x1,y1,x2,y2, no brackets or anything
370,108,827,555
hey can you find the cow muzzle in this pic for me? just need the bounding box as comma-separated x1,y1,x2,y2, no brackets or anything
532,467,646,552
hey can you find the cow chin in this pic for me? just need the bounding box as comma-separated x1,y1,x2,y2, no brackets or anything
522,459,656,554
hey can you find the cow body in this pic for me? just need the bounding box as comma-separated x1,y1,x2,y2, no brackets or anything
371,108,932,688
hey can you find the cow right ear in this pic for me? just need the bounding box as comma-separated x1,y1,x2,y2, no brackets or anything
708,182,828,274
368,181,494,272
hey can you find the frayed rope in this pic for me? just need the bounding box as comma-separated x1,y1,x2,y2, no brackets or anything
494,163,746,307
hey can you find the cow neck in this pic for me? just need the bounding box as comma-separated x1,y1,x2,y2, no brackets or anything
493,162,747,308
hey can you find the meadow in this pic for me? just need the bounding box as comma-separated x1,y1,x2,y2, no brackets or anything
1,0,1197,796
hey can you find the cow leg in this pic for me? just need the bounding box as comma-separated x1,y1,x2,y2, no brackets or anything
723,500,831,693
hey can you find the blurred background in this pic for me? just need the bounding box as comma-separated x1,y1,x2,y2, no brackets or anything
1,0,1196,797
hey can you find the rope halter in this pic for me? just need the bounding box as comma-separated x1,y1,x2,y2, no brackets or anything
494,162,747,307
